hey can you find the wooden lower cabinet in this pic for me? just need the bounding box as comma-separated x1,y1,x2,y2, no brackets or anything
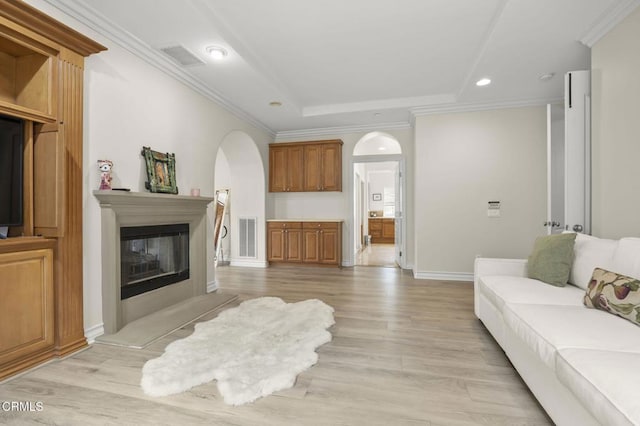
267,222,302,262
369,218,395,243
0,238,56,380
269,221,342,267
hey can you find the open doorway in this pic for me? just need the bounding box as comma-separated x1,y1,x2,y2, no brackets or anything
352,132,404,268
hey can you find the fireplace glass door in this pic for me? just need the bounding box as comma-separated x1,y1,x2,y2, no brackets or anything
120,223,189,299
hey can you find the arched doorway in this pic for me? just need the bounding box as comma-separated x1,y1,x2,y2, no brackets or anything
214,131,266,267
352,132,404,268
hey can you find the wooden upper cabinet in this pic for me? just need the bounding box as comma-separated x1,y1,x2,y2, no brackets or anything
303,144,322,191
269,144,304,192
0,26,58,123
270,139,343,192
320,142,341,191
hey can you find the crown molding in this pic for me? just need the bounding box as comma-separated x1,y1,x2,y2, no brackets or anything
41,0,276,138
410,97,563,118
302,94,456,117
275,121,412,141
580,0,640,47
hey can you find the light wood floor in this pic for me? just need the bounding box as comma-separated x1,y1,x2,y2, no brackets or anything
0,266,552,425
355,243,397,267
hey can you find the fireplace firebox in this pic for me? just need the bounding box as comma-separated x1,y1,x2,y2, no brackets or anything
120,223,189,299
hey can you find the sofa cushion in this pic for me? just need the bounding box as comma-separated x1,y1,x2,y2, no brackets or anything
503,304,640,371
479,276,584,313
569,233,617,290
584,268,640,326
527,233,576,286
612,238,640,280
556,348,639,426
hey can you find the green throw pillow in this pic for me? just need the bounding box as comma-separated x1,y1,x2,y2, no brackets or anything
527,233,577,286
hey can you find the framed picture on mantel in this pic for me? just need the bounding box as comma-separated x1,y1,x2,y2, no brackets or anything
142,146,178,194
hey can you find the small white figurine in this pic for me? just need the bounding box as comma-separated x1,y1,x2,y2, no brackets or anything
98,159,113,190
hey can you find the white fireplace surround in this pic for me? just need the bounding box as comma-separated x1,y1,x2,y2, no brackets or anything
94,190,214,334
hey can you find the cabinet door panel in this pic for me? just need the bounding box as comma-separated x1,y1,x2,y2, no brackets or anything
320,229,340,264
321,143,342,191
303,229,320,263
287,146,304,192
0,248,54,366
34,128,64,237
286,229,303,262
382,219,395,239
269,146,287,192
303,144,321,191
267,228,285,261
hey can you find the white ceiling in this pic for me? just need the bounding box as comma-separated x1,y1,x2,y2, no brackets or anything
50,0,640,135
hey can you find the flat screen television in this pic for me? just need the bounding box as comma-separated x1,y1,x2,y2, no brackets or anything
0,114,24,228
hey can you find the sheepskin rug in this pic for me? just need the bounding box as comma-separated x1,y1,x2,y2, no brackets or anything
140,297,335,405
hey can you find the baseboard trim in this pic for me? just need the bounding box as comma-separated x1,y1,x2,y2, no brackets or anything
84,323,105,343
207,280,218,292
230,259,268,268
413,271,473,282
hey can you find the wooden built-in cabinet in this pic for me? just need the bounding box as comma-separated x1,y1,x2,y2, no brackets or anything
0,238,55,379
267,221,303,262
0,0,106,380
268,221,342,267
269,144,304,193
369,218,395,243
269,140,343,192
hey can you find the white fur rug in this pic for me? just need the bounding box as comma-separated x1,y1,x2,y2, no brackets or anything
140,297,335,405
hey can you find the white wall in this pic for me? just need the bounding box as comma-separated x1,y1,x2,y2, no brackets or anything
273,127,414,268
591,7,640,238
25,0,273,336
413,106,547,277
215,131,266,267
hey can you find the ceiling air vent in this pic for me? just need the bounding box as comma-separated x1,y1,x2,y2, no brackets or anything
159,45,205,67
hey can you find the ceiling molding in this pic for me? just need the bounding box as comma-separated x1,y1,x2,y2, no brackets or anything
302,94,456,117
410,97,563,117
275,121,412,141
41,0,276,138
580,0,640,47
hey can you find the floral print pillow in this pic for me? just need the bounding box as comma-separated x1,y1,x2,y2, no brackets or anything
584,268,640,326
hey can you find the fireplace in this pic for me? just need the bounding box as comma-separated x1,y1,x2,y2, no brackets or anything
120,223,189,299
94,191,214,334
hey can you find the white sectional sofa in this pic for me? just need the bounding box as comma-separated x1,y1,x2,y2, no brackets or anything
474,233,640,426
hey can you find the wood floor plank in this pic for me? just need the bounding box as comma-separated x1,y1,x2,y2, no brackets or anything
0,265,552,425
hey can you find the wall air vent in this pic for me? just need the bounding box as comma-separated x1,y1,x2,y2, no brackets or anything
238,217,257,258
159,45,205,67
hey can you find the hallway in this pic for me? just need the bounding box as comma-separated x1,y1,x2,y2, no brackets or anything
355,243,397,267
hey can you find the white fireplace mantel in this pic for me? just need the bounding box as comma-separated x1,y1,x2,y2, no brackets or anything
93,190,214,334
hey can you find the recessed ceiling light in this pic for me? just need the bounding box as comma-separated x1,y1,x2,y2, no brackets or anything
539,73,555,82
269,101,282,107
378,147,386,151
206,46,228,60
476,78,491,87
373,112,382,117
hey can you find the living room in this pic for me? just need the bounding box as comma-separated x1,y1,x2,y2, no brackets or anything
1,0,639,424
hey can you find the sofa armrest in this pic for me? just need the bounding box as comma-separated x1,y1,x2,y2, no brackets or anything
474,257,528,317
474,257,528,280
